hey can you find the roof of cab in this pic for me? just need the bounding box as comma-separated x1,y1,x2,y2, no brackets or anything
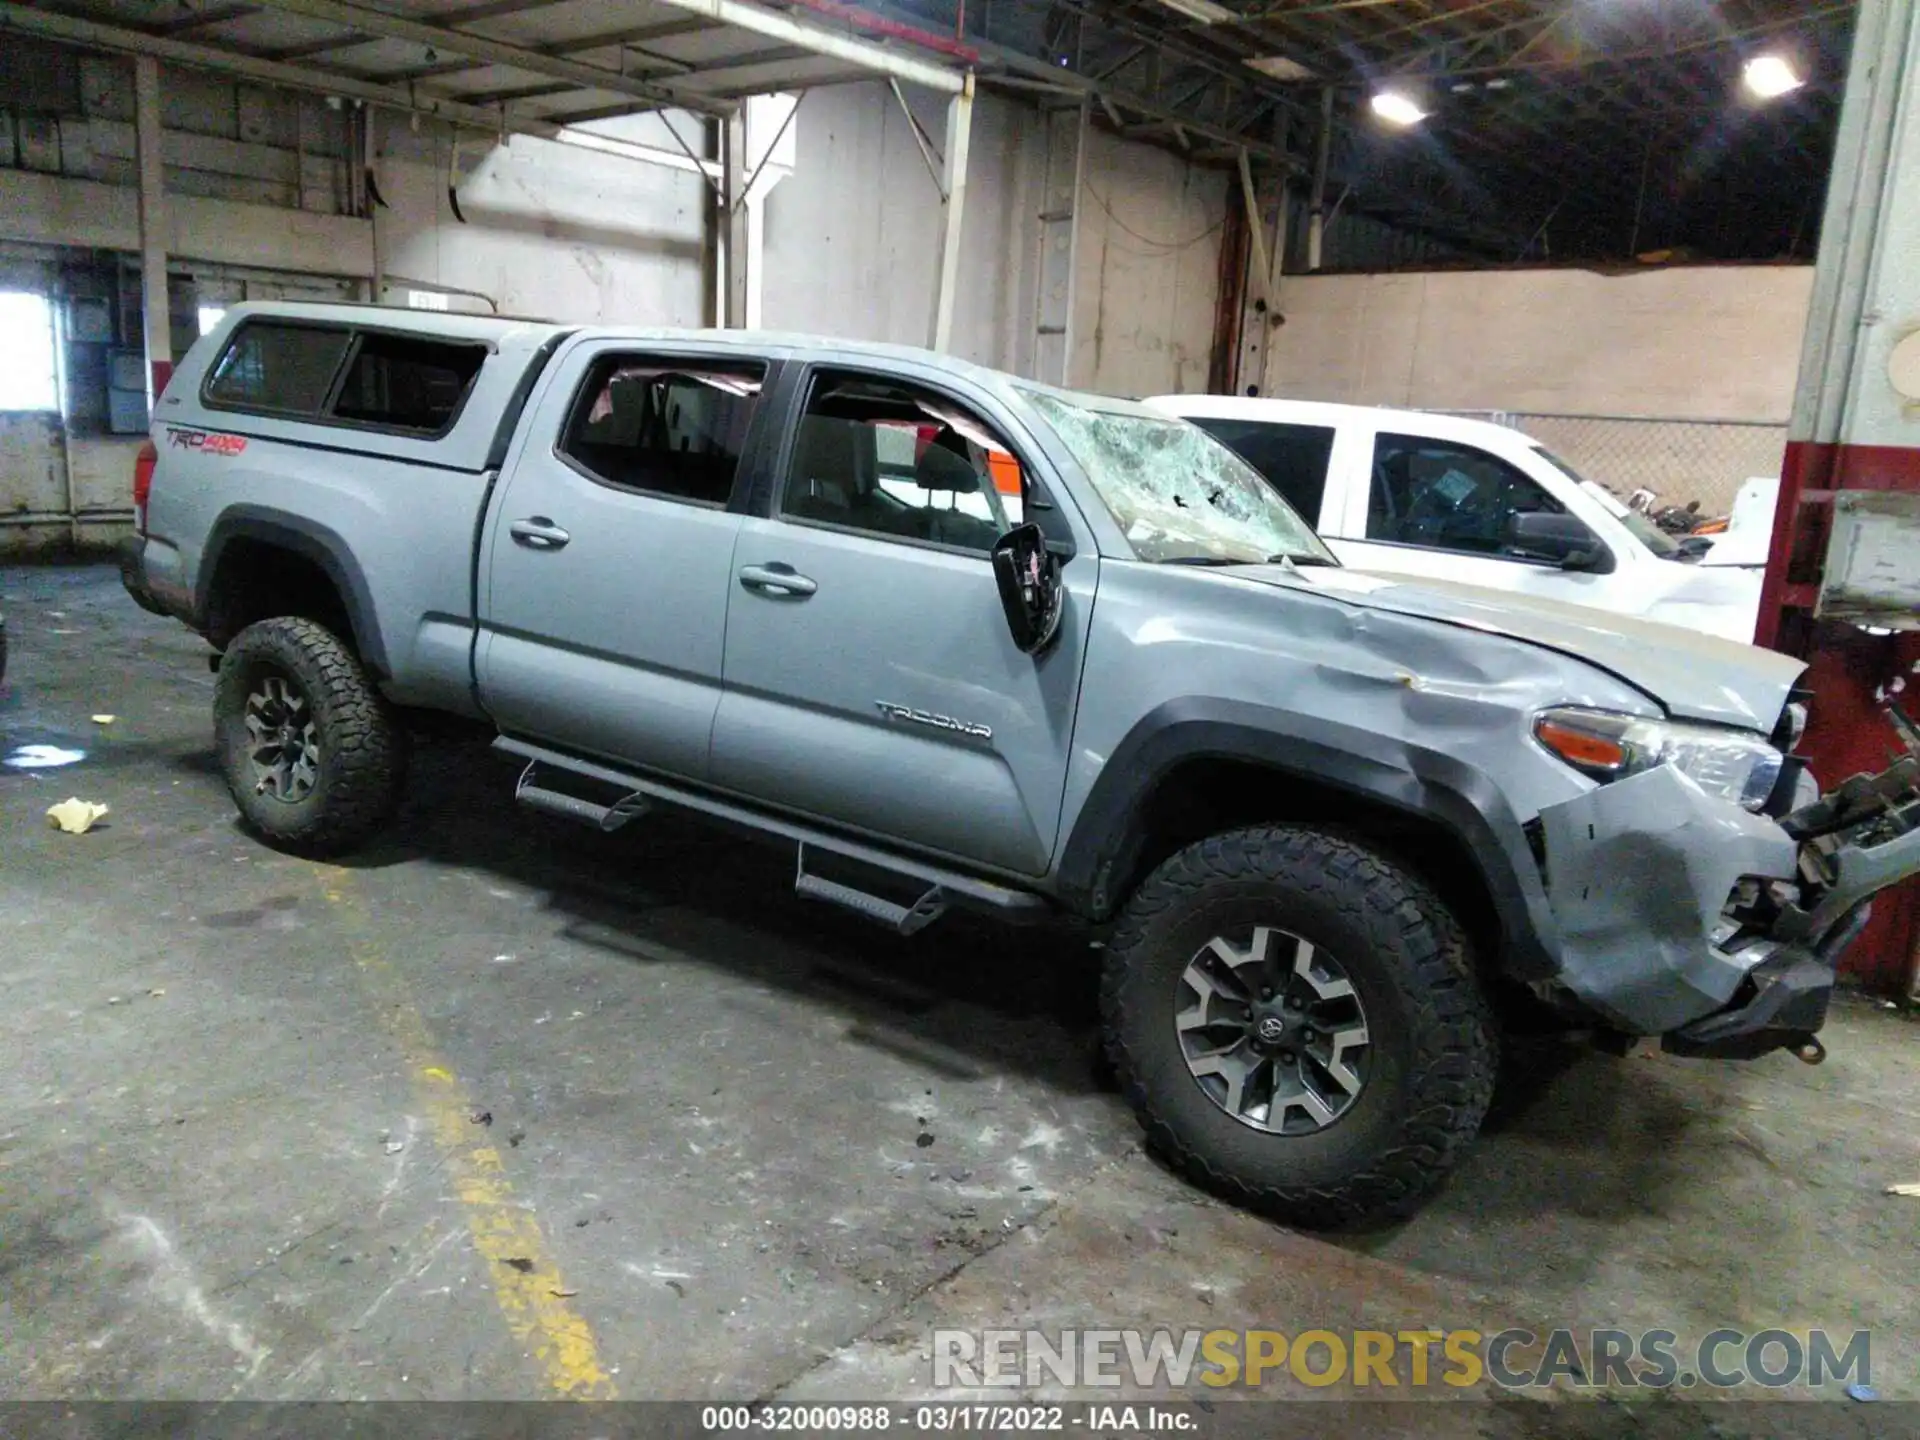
1142,393,1545,450
218,302,1163,420
221,299,566,349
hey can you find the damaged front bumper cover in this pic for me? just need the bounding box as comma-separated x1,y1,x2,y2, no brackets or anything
1534,748,1920,1060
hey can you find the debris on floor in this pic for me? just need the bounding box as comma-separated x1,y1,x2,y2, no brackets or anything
91,714,115,725
46,798,109,834
500,1257,534,1273
1887,1181,1920,1197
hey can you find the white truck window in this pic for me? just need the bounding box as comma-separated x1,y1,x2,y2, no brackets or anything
1368,432,1597,563
1182,417,1335,528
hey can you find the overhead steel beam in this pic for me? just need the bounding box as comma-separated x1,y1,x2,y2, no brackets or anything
360,18,717,85
262,0,587,61
0,0,726,183
654,46,822,94
642,0,964,93
156,4,260,35
455,80,579,106
243,0,707,111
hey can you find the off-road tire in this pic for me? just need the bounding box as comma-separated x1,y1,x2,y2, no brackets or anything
214,616,406,855
1102,825,1496,1228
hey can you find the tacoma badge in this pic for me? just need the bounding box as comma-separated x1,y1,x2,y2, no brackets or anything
875,701,992,740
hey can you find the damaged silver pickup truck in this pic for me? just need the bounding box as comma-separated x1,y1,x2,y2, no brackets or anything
122,304,1920,1225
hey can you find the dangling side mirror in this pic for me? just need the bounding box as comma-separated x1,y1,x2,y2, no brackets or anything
991,522,1064,655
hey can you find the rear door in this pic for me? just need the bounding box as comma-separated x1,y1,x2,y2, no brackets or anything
709,363,1094,877
478,338,779,779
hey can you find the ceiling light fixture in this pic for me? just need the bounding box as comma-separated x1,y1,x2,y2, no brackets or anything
1743,54,1804,99
1155,0,1238,24
1371,90,1429,127
1246,54,1315,82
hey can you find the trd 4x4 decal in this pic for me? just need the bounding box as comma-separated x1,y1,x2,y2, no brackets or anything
166,427,248,456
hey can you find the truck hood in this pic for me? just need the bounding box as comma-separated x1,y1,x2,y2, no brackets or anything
1237,563,1805,732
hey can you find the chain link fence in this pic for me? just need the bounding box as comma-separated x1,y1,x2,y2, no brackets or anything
1449,412,1790,517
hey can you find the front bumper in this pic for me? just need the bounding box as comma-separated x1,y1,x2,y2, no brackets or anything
1535,766,1800,1036
1533,754,1920,1056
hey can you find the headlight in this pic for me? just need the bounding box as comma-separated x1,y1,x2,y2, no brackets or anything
1533,706,1784,811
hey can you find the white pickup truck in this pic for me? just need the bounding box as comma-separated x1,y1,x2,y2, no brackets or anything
1145,397,1766,642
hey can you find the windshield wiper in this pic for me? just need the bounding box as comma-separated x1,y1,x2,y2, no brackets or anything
1161,555,1260,567
1268,552,1338,567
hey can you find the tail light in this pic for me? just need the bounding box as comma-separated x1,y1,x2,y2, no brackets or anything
133,439,158,535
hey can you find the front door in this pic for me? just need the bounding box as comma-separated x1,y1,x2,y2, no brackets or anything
478,341,775,779
1328,428,1622,609
709,366,1093,876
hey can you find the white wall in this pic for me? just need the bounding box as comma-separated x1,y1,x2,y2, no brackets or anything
760,82,1225,395
761,84,1031,370
0,169,372,276
373,122,709,324
1069,125,1224,397
2,52,1231,555
1263,265,1815,420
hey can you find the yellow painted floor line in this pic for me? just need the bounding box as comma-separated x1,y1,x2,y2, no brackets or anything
315,866,617,1400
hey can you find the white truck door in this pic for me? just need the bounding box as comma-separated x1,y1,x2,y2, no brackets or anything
1325,423,1626,610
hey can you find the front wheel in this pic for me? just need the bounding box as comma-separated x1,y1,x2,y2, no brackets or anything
214,616,406,855
1101,826,1496,1228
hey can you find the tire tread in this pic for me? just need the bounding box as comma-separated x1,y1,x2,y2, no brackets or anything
214,616,404,855
1100,825,1496,1228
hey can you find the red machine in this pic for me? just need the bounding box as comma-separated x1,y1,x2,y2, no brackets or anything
1757,0,1920,993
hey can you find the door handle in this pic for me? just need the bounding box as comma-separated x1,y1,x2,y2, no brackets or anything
738,563,817,598
510,516,571,550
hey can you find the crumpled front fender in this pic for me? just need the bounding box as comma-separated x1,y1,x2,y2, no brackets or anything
1537,767,1798,1034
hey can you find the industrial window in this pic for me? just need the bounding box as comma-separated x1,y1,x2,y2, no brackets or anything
331,333,487,435
0,292,59,412
560,355,766,506
782,371,1023,554
205,321,352,414
1185,417,1335,528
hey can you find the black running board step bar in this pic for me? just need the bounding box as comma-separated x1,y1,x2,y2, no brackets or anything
514,759,651,833
794,842,947,935
494,736,1050,921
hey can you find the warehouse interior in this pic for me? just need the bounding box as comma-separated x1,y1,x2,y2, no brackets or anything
3,0,1919,1419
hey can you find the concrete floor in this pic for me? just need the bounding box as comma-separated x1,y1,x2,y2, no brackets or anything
2,563,1916,1424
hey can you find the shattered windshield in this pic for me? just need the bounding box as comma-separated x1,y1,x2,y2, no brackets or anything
1024,391,1336,566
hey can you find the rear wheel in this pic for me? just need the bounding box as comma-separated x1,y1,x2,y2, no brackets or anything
214,616,405,854
1101,825,1495,1228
